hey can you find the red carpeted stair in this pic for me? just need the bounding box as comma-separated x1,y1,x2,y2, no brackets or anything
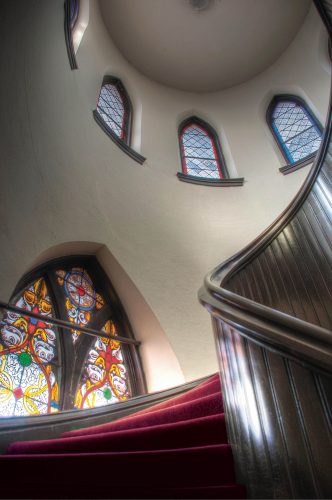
2,374,246,499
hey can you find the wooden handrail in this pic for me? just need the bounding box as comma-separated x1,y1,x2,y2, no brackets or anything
0,300,140,346
200,0,332,376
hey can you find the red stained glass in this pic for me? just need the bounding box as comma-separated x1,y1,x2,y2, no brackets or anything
0,278,60,417
56,267,104,342
75,320,129,409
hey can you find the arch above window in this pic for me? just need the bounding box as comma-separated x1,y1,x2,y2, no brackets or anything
93,77,146,164
0,256,145,417
177,116,243,187
267,95,323,175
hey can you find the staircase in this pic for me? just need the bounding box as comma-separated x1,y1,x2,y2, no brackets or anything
1,374,246,499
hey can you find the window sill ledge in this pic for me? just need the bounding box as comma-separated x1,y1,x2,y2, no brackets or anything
279,154,315,175
93,110,146,165
177,172,244,186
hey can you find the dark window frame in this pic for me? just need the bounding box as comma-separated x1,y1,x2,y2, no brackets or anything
64,0,79,70
10,255,146,413
177,116,244,187
266,95,323,175
93,76,146,164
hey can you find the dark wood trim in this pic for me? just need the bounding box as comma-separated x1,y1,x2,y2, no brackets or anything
266,94,323,168
93,110,146,165
313,0,332,36
0,301,140,347
177,172,244,186
178,116,229,179
64,0,78,70
279,153,316,174
199,285,332,376
199,3,332,376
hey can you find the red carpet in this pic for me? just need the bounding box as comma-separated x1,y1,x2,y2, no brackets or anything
3,374,246,499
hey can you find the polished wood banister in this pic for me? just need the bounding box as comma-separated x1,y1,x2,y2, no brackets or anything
200,1,332,497
0,301,140,346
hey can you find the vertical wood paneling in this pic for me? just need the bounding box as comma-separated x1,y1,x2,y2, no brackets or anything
214,320,332,499
225,147,332,331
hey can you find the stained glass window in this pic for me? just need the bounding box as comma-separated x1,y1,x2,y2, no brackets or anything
96,78,131,143
179,117,227,179
0,279,59,416
0,257,143,417
55,267,104,343
269,96,322,165
75,320,129,409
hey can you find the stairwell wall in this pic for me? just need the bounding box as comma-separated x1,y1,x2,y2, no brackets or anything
0,0,329,388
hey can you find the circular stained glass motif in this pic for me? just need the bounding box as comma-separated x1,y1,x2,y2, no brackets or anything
64,271,96,311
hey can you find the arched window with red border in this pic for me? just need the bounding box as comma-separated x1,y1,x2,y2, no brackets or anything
178,117,228,180
95,76,132,145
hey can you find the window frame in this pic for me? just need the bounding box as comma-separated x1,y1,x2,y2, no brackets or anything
93,76,146,164
178,116,229,180
266,95,323,175
177,116,244,187
7,255,146,414
64,0,79,70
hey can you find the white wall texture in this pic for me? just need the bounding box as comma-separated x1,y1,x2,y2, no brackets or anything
0,1,330,391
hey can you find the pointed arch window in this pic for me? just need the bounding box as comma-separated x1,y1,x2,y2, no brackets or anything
93,76,146,164
177,117,243,186
179,117,228,180
267,95,323,174
96,77,131,144
0,257,145,417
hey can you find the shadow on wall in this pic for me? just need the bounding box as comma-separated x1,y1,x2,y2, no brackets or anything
19,241,185,393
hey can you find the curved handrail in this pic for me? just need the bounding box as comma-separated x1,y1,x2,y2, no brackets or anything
0,301,140,346
200,0,332,375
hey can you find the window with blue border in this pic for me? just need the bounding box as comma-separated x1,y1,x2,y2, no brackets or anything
267,95,323,174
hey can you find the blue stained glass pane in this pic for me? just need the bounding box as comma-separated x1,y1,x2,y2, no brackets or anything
272,100,322,164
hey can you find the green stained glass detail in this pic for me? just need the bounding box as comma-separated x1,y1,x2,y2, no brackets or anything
18,352,32,367
103,387,112,400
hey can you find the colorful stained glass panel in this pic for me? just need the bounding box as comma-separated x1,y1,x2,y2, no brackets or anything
0,278,59,417
75,320,129,410
55,267,105,343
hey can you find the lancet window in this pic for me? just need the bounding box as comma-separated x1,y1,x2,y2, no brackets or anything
268,95,322,167
179,117,228,179
0,257,144,417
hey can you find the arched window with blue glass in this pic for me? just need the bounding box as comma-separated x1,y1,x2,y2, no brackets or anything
267,95,323,173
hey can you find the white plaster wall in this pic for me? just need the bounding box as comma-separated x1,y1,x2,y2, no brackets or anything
0,1,330,388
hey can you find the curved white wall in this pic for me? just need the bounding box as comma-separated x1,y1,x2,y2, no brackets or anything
0,0,330,389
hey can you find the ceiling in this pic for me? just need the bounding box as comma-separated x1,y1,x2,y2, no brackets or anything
99,0,311,93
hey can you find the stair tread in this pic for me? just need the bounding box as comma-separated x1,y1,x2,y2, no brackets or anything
63,390,223,437
7,413,226,454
